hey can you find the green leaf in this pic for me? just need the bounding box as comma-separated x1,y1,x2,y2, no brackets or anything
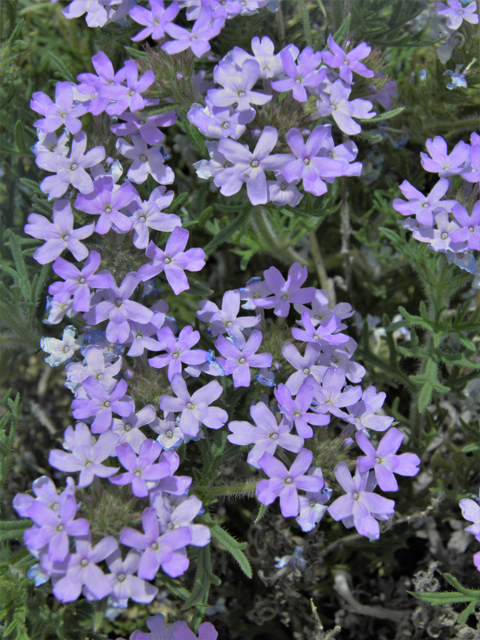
14,120,33,156
254,503,268,523
332,13,351,44
46,51,75,82
408,591,473,604
182,548,210,610
443,573,480,597
205,206,251,256
209,524,252,578
0,520,33,542
186,276,214,298
458,600,479,624
170,192,189,210
358,106,405,123
19,178,43,195
124,46,147,59
462,443,480,453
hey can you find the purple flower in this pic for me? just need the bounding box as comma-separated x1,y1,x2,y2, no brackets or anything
110,440,174,497
272,47,324,102
227,401,303,468
127,320,165,357
316,80,375,135
53,536,118,602
83,272,154,344
31,82,87,135
459,498,480,541
274,382,330,438
106,60,155,116
25,200,95,265
420,136,470,177
294,289,353,325
151,494,210,546
435,0,478,29
117,135,174,185
449,202,480,250
49,423,119,487
412,210,460,252
159,374,228,437
130,615,186,640
76,51,128,116
137,228,206,295
149,325,206,381
197,290,260,345
111,109,177,146
13,476,74,519
281,126,347,196
151,412,184,450
41,325,82,366
49,251,113,312
231,36,298,80
163,6,224,58
393,178,457,227
188,102,255,140
296,468,330,532
23,495,89,562
172,623,218,640
322,35,374,84
267,173,303,207
356,428,420,491
255,263,316,317
65,345,122,393
36,131,105,198
106,549,158,607
44,294,75,326
74,177,138,234
291,310,349,347
239,277,272,310
282,342,324,394
215,330,272,387
120,507,192,579
208,59,272,112
128,186,180,249
112,405,156,453
328,462,395,540
215,126,293,204
346,386,394,432
72,377,134,433
129,0,179,41
313,367,362,419
256,448,322,517
462,140,480,182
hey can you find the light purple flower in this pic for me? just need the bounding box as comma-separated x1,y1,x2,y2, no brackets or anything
151,494,210,546
49,426,119,487
172,622,218,640
49,251,113,312
117,135,174,185
163,7,224,58
76,51,128,116
316,80,375,135
65,345,121,393
110,440,174,497
197,290,260,345
53,536,118,602
40,325,83,366
13,476,74,519
267,173,303,206
215,126,293,204
129,0,179,41
356,428,420,491
127,186,180,249
255,263,315,317
44,294,75,326
127,320,165,357
149,325,206,381
228,401,303,468
137,228,206,295
435,0,478,29
275,382,330,438
208,59,272,112
83,272,154,344
239,277,272,310
420,136,470,177
72,377,134,433
393,178,457,227
256,448,322,517
151,412,184,450
313,367,362,419
412,210,460,252
462,141,480,182
328,462,395,540
188,102,255,140
159,374,228,437
296,468,330,532
282,342,324,394
316,340,366,384
215,330,272,387
31,82,87,135
106,549,158,607
120,507,192,579
36,130,105,198
272,47,324,102
346,386,394,432
449,202,480,250
25,200,95,265
322,34,374,84
294,289,353,325
231,36,298,80
130,614,186,640
291,310,349,347
459,498,480,541
74,177,138,234
111,109,177,146
112,405,156,453
106,60,155,116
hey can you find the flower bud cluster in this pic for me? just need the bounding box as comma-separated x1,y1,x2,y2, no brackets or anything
393,132,480,274
188,34,376,205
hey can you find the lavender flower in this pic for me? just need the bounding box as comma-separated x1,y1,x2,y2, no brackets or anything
117,135,175,185
76,51,128,116
106,60,155,116
41,325,83,366
271,47,324,102
316,80,375,135
346,387,394,432
291,310,349,347
65,345,122,393
163,7,224,57
208,59,272,111
152,494,210,546
275,382,330,438
256,448,322,517
72,377,134,433
106,549,158,607
435,0,478,29
110,440,174,497
255,263,315,317
197,290,260,344
267,174,303,206
239,277,272,310
129,0,179,41
459,498,480,541
215,330,272,387
227,401,303,468
151,412,184,450
31,82,87,134
312,367,362,419
74,176,138,234
420,136,470,177
112,405,156,453
111,109,177,146
188,102,255,140
295,468,330,532
393,178,457,226
322,35,374,84
231,36,297,79
449,202,480,250
159,374,228,437
281,342,324,394
13,476,74,519
25,200,95,265
127,186,180,249
149,325,207,381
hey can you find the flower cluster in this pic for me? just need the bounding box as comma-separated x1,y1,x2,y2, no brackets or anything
188,34,374,205
393,133,480,274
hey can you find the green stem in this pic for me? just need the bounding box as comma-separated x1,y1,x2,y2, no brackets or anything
309,229,336,305
199,482,258,497
298,0,313,48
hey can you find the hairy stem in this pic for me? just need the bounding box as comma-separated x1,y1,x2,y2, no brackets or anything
309,229,336,305
199,482,258,497
298,0,313,48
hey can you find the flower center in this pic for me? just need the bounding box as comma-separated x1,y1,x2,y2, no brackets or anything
103,400,111,408
167,521,175,530
80,558,89,567
51,502,59,511
63,345,70,353
62,234,70,242
140,154,148,162
115,298,123,307
281,294,288,300
136,333,143,339
238,357,246,364
303,158,311,166
85,460,94,468
309,499,316,508
284,476,293,484
457,8,463,13
327,151,334,158
105,206,112,214
352,492,359,501
441,232,448,240
77,276,86,285
250,159,259,168
97,373,104,380
117,573,126,582
172,351,180,359
375,456,382,464
268,432,278,440
129,90,136,97
422,203,429,208
186,402,194,410
303,367,310,375
225,320,233,327
56,524,65,532
295,76,303,84
469,226,474,232
124,423,132,431
134,469,142,477
70,163,78,171
238,90,246,97
166,429,173,438
164,257,172,264
151,542,159,551
280,181,288,190
139,215,146,222
294,410,302,418
191,35,198,41
138,119,146,124
222,121,230,129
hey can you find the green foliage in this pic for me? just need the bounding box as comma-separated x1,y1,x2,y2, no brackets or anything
409,573,480,624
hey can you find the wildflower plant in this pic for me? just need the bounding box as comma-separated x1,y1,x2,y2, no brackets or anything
1,0,480,639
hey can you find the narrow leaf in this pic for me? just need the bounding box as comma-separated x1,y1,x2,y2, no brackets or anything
210,524,252,578
205,206,251,256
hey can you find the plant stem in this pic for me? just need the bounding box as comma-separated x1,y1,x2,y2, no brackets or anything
309,229,336,305
199,482,258,497
298,0,313,48
340,174,357,334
